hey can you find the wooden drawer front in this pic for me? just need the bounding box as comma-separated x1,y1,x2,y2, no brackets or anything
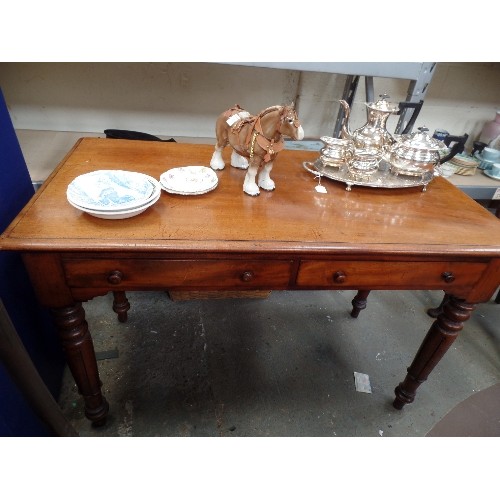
63,259,293,288
296,260,488,289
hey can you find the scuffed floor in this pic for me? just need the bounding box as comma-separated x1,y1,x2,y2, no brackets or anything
58,289,500,437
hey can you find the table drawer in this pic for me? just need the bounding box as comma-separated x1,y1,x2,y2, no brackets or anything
63,258,293,288
296,260,488,288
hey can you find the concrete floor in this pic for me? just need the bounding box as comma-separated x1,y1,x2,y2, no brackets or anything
57,288,500,437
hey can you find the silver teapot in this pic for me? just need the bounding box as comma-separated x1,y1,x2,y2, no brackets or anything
339,94,400,152
389,127,446,177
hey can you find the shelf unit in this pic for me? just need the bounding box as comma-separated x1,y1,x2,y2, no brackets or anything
226,62,437,135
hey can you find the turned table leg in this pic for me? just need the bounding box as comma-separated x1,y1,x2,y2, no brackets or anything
427,293,450,318
112,291,130,322
351,290,371,318
52,303,109,426
393,295,475,410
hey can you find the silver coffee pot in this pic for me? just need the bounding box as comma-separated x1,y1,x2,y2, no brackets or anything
339,94,399,152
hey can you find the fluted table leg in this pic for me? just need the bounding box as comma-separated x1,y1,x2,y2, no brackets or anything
393,295,475,409
52,303,109,425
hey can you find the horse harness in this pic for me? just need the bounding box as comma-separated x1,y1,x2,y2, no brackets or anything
225,105,300,162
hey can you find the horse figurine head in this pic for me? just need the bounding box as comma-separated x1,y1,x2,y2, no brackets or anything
210,103,304,196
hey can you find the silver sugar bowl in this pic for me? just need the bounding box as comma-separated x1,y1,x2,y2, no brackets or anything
347,149,382,181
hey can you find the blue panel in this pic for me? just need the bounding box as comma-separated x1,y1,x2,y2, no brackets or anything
0,87,65,436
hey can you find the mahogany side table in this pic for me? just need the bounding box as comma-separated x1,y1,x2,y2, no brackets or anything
2,138,499,425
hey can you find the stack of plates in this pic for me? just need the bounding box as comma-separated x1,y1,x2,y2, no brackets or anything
159,166,218,195
449,154,479,175
67,170,162,219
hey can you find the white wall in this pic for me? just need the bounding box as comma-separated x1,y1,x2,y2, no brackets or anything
1,62,499,149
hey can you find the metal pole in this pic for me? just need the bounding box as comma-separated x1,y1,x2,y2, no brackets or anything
0,299,78,437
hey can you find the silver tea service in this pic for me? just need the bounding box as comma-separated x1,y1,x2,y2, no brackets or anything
304,100,452,192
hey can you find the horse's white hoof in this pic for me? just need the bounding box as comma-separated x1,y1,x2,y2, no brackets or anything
258,179,275,191
243,183,260,196
210,160,225,170
231,163,249,170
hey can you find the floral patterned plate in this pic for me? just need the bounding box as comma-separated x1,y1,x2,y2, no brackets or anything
159,166,218,195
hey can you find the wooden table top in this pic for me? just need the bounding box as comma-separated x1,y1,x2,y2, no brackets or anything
2,137,500,257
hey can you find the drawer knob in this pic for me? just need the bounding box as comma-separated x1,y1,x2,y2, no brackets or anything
241,271,254,282
441,271,455,283
108,270,123,285
333,271,346,284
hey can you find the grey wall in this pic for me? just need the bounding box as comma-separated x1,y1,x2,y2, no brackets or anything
1,62,499,148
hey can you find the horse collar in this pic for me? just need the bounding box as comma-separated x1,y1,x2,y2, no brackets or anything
250,117,284,161
254,116,275,142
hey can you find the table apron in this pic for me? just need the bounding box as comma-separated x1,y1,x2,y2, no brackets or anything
58,255,492,298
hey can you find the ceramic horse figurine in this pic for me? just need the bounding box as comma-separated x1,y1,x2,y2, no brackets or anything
210,104,304,196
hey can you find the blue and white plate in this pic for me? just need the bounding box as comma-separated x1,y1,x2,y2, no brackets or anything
67,170,155,210
67,175,162,219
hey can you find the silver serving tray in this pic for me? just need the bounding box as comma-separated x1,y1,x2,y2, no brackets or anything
303,159,435,191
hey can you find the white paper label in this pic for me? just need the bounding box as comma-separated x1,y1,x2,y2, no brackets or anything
493,188,500,200
226,114,239,126
354,372,372,393
315,185,327,193
226,111,251,127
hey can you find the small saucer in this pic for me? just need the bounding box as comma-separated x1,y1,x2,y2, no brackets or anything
482,170,500,181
